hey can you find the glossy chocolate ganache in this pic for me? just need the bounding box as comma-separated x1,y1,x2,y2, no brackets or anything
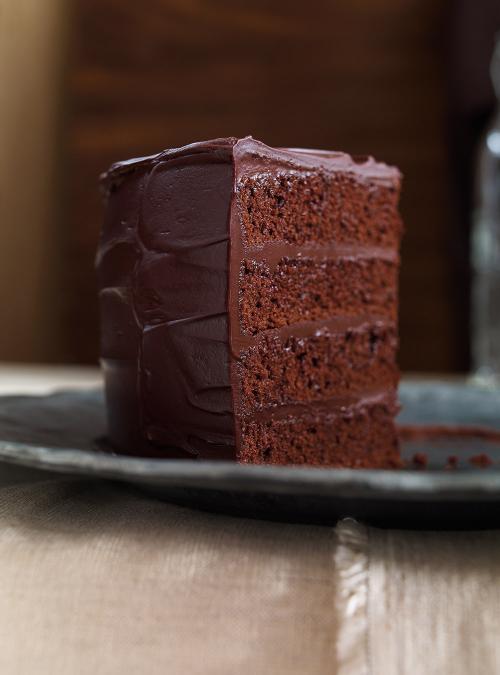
97,137,403,466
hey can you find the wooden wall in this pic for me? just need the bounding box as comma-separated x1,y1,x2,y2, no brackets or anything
66,0,460,371
4,0,496,371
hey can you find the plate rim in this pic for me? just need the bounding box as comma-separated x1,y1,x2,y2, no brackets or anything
2,378,500,503
2,439,500,502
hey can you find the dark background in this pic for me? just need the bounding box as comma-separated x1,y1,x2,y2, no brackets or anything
13,0,500,371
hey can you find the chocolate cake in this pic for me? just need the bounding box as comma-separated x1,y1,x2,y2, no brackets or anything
97,137,403,467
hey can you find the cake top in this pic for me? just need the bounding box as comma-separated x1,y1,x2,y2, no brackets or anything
100,136,401,193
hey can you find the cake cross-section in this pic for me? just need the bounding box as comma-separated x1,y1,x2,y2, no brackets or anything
97,137,403,467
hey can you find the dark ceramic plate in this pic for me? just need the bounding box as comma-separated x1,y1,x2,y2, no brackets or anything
1,379,500,528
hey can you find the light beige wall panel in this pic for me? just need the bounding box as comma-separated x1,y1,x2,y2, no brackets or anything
0,0,67,361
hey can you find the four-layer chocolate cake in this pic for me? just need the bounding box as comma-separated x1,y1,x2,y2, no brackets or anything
97,137,403,466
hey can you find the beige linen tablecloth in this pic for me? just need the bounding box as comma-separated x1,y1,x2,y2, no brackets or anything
1,365,500,675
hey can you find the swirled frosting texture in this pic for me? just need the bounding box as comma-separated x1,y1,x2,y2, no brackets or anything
97,140,236,457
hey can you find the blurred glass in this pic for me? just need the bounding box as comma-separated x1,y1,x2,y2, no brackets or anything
471,35,500,383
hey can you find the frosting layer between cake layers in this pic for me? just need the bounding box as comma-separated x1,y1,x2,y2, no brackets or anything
97,137,402,466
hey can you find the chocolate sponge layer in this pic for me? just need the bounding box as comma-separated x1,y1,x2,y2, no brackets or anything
239,256,398,335
236,322,398,412
240,396,400,468
238,170,402,248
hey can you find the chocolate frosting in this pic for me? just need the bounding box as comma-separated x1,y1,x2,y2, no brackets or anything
97,137,400,458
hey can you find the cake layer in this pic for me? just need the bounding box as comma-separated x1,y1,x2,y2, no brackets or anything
240,256,398,335
237,169,402,248
236,322,398,413
239,398,400,467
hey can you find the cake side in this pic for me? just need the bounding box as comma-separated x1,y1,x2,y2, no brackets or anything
97,170,145,453
229,138,402,467
97,143,236,458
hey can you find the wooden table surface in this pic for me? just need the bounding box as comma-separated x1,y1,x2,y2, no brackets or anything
0,365,499,674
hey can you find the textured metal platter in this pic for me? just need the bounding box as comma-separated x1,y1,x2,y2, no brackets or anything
1,379,500,528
